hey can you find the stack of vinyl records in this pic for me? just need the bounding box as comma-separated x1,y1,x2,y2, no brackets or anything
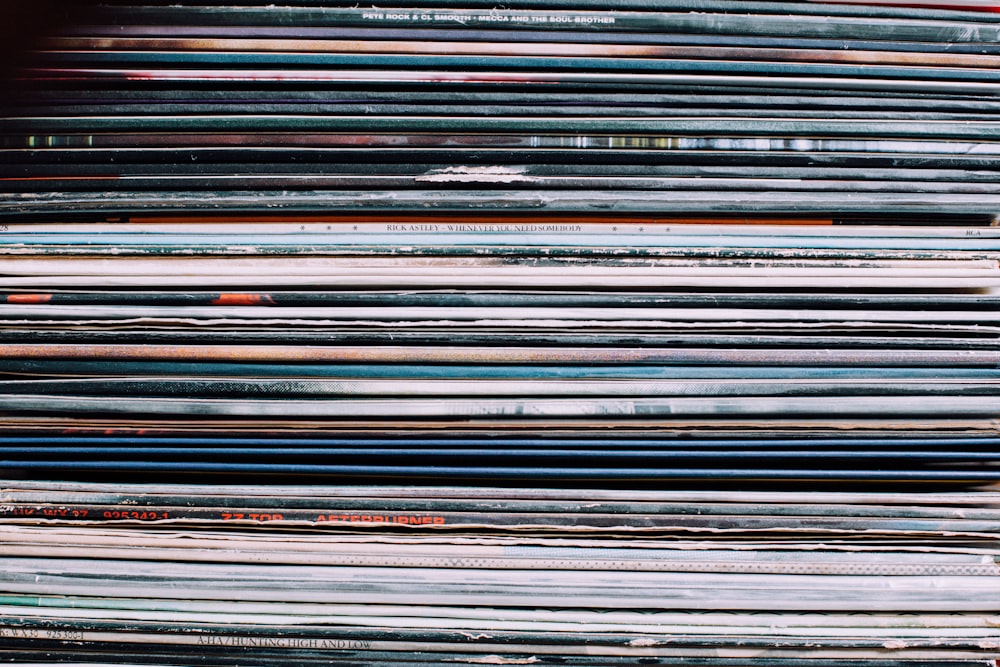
0,0,999,664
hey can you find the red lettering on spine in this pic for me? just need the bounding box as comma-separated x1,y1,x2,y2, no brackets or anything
6,293,52,304
211,293,276,306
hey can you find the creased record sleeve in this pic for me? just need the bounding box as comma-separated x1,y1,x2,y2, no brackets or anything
8,176,1000,198
2,168,1000,188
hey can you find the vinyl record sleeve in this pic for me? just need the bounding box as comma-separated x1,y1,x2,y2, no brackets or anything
70,5,1000,42
7,189,1000,217
43,35,1000,68
3,556,1000,611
